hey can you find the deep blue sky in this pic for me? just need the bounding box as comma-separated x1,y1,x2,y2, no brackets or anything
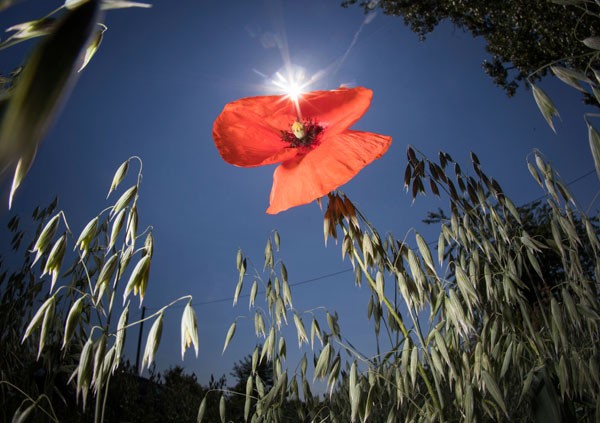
1,0,597,386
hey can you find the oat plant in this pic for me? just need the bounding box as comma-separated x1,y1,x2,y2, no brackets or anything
214,147,599,422
15,158,199,423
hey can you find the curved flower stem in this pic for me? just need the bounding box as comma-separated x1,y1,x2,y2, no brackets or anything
0,382,59,422
352,250,407,337
528,52,595,81
352,249,443,421
120,295,192,331
58,211,106,325
99,364,112,423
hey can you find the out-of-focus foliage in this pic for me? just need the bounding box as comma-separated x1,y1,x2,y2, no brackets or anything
342,0,599,103
0,0,150,209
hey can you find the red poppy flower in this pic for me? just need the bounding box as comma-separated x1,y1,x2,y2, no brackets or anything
212,86,392,214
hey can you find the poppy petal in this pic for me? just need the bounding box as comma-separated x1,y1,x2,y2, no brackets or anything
213,87,373,167
267,130,392,214
298,87,372,135
213,101,298,167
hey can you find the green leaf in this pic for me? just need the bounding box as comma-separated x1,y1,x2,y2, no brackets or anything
416,232,435,273
100,0,152,9
66,0,152,9
76,337,94,406
583,36,600,50
500,341,513,378
12,400,37,423
32,213,61,266
125,206,138,246
38,296,56,358
108,160,129,197
313,343,331,381
141,312,163,371
63,296,85,348
181,301,199,359
0,17,55,50
410,345,418,387
293,312,308,348
282,276,292,309
254,311,265,338
264,238,273,270
244,376,253,421
95,253,118,292
219,395,226,423
437,230,445,266
248,279,258,309
375,271,385,304
587,123,600,180
481,370,508,416
22,296,53,343
42,234,67,291
551,298,568,350
123,255,151,303
311,318,322,348
232,276,243,306
349,361,359,423
75,216,98,254
551,66,589,92
78,23,106,72
527,161,543,187
465,384,474,423
222,321,236,354
111,185,137,217
531,84,559,133
113,304,128,370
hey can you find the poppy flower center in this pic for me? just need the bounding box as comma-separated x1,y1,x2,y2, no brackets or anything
281,118,324,149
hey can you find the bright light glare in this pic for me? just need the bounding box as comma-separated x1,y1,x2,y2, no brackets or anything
285,81,302,102
270,65,313,118
272,68,307,100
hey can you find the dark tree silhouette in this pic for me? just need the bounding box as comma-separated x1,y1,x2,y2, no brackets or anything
343,0,599,104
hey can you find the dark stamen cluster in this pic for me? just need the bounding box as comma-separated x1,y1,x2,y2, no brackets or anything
281,118,324,148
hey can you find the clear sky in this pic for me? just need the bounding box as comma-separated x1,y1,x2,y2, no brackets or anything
1,0,597,386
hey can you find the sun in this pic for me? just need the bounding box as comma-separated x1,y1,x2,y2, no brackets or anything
270,65,313,118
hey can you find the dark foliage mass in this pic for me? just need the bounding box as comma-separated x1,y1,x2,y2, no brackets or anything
343,0,599,103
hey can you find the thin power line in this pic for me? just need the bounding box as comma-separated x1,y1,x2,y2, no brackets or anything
529,168,597,204
144,167,597,312
191,268,353,308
